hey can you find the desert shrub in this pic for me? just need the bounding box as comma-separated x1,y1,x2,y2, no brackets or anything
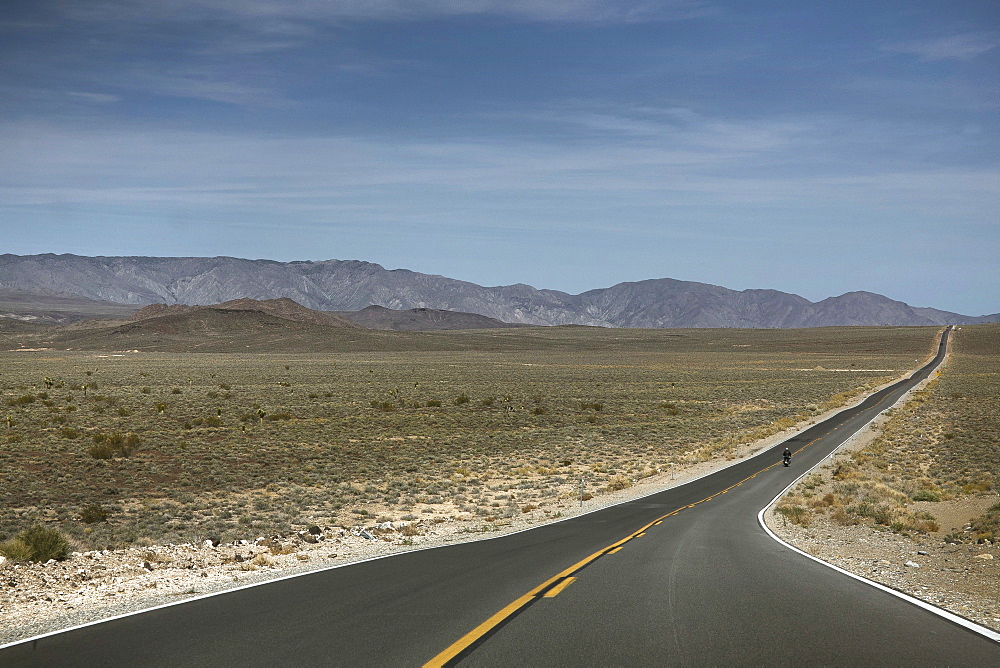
265,412,293,421
967,501,1000,544
251,553,275,567
911,489,940,502
776,504,812,527
80,503,108,524
60,427,81,439
605,475,632,492
5,394,35,407
454,394,471,405
88,431,140,459
0,538,33,561
425,399,442,408
4,524,71,562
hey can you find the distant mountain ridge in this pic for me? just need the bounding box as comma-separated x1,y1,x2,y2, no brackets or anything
0,254,995,329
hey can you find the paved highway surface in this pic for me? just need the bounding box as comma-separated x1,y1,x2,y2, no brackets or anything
3,327,998,666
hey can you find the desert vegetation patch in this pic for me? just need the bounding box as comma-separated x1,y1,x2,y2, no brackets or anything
0,326,940,555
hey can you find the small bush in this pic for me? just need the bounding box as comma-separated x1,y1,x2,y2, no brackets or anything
5,394,35,407
425,399,442,408
251,553,276,567
454,394,471,405
88,431,140,459
776,504,812,527
0,538,33,561
80,503,108,524
605,475,632,492
4,524,71,562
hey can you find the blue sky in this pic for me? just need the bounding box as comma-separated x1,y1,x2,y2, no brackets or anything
1,1,997,315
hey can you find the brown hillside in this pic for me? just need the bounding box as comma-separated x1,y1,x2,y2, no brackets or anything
43,308,372,352
131,298,362,329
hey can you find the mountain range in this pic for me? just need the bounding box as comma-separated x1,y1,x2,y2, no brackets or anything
0,253,996,329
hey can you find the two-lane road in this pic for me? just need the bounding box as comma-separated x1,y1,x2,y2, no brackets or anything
3,327,997,665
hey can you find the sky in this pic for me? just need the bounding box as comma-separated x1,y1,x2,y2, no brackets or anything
1,1,998,315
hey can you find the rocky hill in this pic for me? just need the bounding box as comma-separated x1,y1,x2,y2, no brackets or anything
0,254,994,328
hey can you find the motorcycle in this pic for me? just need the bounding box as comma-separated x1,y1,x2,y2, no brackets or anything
782,452,791,466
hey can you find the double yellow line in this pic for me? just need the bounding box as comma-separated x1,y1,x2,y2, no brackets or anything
423,440,817,667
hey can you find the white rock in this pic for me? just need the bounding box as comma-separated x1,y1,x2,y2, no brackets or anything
0,555,6,568
904,560,920,568
377,522,394,531
974,553,994,560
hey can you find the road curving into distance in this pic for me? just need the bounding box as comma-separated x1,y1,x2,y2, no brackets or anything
3,326,998,666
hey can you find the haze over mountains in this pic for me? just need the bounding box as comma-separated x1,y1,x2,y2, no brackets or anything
0,254,995,329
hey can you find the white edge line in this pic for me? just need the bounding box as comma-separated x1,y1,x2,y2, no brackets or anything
758,331,1000,644
3,330,975,650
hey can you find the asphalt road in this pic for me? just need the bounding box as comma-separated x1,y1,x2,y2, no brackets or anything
4,327,998,666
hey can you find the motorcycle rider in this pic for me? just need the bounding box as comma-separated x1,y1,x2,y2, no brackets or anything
782,447,792,464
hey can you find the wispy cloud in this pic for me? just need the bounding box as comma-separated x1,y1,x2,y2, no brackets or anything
65,91,121,104
89,66,285,106
882,31,1000,61
56,0,717,26
3,109,993,226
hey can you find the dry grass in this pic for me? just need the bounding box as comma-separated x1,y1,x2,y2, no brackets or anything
0,326,941,550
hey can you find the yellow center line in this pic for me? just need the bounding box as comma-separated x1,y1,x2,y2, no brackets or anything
543,577,577,598
423,438,826,667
